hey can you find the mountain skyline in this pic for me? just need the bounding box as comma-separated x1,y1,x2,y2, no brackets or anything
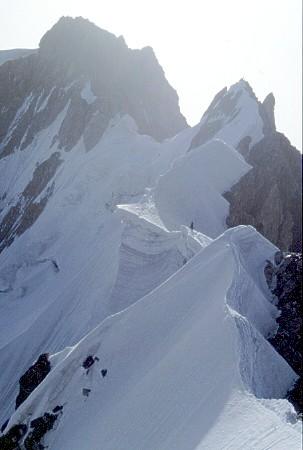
0,0,301,150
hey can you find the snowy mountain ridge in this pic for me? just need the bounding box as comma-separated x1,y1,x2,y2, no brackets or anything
0,16,301,450
2,227,301,450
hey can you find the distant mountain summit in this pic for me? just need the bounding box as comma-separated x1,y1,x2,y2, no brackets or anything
190,79,276,152
0,16,187,155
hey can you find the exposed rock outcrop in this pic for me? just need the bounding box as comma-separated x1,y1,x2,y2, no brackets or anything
264,252,302,414
260,92,276,135
0,423,27,449
24,412,58,449
0,152,63,253
0,410,61,449
15,354,51,409
225,132,302,251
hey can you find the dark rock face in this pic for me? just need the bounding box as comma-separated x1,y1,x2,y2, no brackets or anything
0,410,60,450
0,152,62,253
264,252,302,414
24,412,58,449
288,378,302,416
225,132,302,251
15,354,51,409
0,423,27,449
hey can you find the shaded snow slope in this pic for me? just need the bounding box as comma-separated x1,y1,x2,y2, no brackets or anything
4,227,300,450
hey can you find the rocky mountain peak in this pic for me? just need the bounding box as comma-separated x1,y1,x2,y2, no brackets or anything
0,16,187,152
230,78,258,98
39,16,127,69
189,78,265,151
190,78,277,153
261,92,276,133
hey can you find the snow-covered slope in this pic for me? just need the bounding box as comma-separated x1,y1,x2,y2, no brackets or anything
3,227,300,450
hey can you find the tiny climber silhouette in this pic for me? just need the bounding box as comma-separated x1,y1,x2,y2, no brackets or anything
190,221,194,231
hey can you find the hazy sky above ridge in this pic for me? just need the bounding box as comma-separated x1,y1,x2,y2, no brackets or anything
0,0,301,149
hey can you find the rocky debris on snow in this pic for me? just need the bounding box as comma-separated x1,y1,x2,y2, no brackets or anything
82,388,91,397
101,369,108,378
51,260,59,272
82,355,95,370
52,405,63,414
15,354,51,409
264,251,302,414
82,355,100,374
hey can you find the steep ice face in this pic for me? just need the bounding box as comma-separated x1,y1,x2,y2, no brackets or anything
190,80,274,153
2,227,300,450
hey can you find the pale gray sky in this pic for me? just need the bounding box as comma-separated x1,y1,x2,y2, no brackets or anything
0,0,301,149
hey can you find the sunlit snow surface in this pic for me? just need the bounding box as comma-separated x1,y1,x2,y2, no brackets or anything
0,87,300,449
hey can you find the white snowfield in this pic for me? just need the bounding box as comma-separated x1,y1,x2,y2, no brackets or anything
0,80,300,449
